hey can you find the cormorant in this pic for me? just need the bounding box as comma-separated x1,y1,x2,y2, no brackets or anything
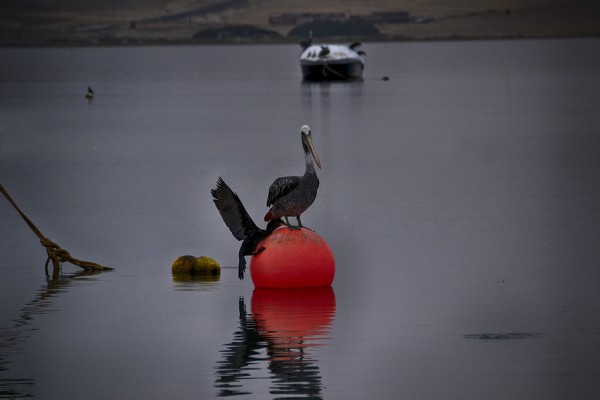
212,177,283,280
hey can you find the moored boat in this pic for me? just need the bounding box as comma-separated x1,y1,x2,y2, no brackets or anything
299,41,365,81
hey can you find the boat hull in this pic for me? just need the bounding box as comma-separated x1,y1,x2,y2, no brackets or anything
301,59,364,81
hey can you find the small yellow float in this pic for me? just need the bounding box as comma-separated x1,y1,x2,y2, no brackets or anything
172,255,221,276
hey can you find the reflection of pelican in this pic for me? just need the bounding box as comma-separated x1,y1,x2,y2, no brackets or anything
264,125,321,229
85,86,94,100
212,177,283,280
214,288,335,398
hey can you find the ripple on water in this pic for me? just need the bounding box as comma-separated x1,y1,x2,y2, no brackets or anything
463,333,542,340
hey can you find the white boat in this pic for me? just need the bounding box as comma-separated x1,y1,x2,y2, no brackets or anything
299,41,365,81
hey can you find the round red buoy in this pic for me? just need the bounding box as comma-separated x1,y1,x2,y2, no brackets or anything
250,227,335,288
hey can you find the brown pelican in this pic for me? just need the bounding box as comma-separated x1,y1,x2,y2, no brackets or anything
212,177,283,280
264,125,321,229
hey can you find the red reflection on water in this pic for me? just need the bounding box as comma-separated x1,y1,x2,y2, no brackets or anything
214,287,336,397
251,287,336,356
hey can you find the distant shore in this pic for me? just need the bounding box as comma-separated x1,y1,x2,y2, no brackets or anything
1,1,598,47
1,28,598,48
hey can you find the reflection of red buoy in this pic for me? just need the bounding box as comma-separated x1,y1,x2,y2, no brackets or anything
249,227,335,288
251,287,336,347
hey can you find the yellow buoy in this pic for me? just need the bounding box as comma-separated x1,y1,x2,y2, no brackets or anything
171,255,196,274
191,256,221,276
171,255,220,276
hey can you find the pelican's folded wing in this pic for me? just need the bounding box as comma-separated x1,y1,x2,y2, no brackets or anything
266,176,301,207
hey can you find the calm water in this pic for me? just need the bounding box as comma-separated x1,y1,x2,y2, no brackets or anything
1,39,600,399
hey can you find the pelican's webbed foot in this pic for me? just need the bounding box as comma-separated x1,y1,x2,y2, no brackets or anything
282,216,301,230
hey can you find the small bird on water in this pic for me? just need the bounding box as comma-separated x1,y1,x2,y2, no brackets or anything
264,125,321,229
212,177,283,280
85,86,94,100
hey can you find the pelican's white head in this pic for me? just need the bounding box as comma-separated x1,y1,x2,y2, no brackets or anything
300,125,321,169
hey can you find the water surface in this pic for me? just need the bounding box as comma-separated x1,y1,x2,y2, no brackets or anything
1,39,600,399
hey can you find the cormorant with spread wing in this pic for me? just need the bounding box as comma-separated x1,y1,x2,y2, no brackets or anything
264,125,321,229
212,177,282,280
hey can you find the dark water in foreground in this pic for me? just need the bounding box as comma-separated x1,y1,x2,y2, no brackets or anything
1,39,600,399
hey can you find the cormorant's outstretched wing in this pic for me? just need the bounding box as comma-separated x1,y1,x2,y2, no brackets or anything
266,176,301,207
212,177,261,241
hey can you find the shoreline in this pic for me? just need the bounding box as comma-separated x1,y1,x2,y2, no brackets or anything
2,32,598,49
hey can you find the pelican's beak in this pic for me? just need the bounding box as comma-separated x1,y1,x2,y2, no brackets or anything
303,133,322,169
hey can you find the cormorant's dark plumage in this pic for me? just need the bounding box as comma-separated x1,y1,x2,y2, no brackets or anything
212,177,282,279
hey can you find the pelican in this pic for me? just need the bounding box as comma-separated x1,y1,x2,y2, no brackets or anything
212,177,283,280
264,125,321,229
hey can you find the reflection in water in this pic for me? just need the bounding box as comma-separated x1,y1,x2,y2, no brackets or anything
0,378,34,399
0,270,102,398
172,274,220,292
215,288,335,398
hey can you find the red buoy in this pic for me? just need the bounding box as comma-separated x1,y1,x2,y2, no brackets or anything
250,227,335,288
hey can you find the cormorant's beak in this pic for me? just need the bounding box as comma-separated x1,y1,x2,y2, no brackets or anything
303,133,322,169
